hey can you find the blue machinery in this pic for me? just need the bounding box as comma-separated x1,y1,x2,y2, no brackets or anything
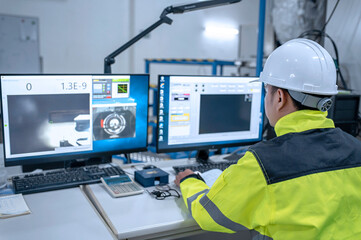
145,58,236,76
256,0,266,77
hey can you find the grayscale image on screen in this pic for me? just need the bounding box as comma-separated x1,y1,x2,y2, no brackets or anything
7,94,90,154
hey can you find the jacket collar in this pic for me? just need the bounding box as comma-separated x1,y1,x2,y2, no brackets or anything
274,110,335,137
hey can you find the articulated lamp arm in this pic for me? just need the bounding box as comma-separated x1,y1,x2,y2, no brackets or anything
103,0,241,73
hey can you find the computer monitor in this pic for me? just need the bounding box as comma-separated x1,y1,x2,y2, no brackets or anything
0,74,149,169
156,75,264,162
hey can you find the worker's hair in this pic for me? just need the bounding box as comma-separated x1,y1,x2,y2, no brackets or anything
268,85,317,111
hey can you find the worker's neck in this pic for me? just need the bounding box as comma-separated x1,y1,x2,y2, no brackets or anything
275,105,298,125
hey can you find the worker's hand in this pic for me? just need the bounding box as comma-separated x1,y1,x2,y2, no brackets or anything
174,169,194,187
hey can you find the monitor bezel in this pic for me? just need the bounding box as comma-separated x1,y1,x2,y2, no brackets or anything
156,74,264,153
0,73,149,167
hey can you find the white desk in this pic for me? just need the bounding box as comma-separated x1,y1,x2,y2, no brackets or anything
0,188,114,240
83,159,203,240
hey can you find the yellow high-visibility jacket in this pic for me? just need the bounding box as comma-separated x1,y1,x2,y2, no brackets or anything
180,110,361,240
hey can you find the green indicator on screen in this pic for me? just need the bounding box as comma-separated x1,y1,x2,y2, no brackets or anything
118,84,128,93
113,78,129,82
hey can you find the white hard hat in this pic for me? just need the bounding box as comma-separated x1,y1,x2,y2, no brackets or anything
259,38,338,96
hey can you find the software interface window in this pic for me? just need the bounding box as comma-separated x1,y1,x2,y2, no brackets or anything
1,75,147,164
158,76,263,150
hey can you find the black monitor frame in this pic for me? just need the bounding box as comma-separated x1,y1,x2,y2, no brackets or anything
0,74,149,169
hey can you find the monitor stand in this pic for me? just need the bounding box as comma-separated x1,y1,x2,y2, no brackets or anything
196,150,209,164
22,155,112,173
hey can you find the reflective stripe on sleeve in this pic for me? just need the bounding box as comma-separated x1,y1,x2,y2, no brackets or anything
186,189,209,215
188,191,273,239
199,194,249,232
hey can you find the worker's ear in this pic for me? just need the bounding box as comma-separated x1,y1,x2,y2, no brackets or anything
275,88,288,111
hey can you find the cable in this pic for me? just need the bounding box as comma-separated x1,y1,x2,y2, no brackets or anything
298,30,348,90
321,0,340,33
147,184,181,200
313,0,340,43
297,1,346,89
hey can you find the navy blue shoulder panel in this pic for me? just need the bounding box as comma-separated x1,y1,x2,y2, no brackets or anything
249,128,361,185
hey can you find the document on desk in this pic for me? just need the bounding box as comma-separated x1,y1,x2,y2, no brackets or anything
0,194,31,219
200,169,223,187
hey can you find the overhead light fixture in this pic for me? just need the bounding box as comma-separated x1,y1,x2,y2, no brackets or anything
205,26,239,37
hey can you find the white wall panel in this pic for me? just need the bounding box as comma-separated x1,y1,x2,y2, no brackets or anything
0,0,263,78
0,0,130,73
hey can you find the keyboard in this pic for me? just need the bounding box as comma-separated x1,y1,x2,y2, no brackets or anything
172,160,238,174
12,165,125,195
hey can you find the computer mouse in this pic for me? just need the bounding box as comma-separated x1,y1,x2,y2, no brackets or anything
143,165,157,170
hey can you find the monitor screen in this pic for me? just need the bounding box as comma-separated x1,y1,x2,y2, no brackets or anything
0,74,149,167
156,75,264,153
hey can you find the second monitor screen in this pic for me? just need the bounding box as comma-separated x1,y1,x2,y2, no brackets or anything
157,75,264,152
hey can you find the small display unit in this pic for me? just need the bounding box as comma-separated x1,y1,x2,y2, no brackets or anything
156,75,264,162
0,74,149,170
